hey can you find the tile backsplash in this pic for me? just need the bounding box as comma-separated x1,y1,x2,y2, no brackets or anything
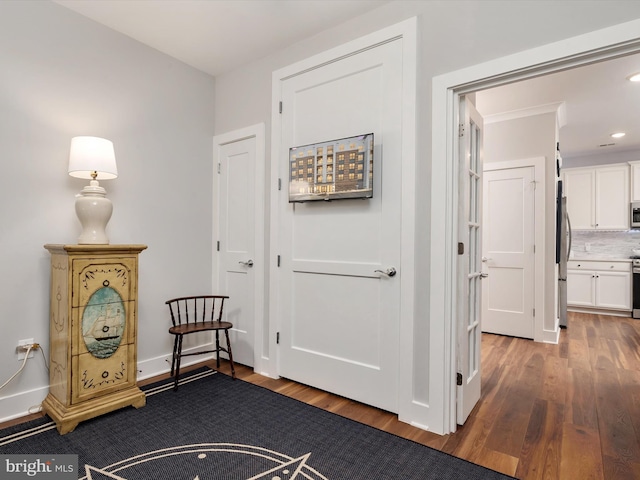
571,230,640,259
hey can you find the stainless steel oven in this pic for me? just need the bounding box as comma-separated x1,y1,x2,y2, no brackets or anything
632,202,640,228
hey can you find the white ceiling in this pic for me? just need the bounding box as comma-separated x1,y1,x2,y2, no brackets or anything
53,0,391,77
476,53,640,160
54,0,640,160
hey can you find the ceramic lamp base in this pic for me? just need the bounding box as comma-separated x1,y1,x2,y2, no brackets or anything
75,181,113,244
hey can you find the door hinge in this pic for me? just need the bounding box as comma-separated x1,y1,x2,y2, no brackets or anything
279,101,283,114
533,244,536,253
278,178,282,191
458,123,465,138
533,308,535,317
457,372,463,386
277,255,281,267
216,241,220,252
277,332,280,344
458,242,464,255
217,162,221,174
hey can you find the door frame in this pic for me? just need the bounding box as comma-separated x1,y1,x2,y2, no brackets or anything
483,157,546,341
212,123,267,375
269,18,418,422
431,19,640,435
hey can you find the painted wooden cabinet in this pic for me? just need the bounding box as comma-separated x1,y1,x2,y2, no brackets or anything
563,164,629,230
42,244,147,434
563,168,595,230
566,268,596,306
567,260,631,313
629,160,640,202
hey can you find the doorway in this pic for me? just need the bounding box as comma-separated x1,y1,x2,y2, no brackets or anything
269,18,417,418
213,124,267,375
482,158,545,340
432,24,640,434
275,38,403,413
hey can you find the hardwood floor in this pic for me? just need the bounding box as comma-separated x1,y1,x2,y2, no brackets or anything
3,312,639,479
213,312,640,480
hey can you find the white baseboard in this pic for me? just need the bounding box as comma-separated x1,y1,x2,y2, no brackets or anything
568,306,632,317
542,317,561,344
0,343,217,424
137,343,216,381
543,328,560,344
0,386,47,424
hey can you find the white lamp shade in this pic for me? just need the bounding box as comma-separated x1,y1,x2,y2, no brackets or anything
68,136,118,180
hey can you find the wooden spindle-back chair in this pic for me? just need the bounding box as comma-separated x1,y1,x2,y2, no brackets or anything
166,295,236,390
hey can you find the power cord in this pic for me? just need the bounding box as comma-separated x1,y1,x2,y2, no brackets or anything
39,345,49,372
0,343,48,415
0,345,34,391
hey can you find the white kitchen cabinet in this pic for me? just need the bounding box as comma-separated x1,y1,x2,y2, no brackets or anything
597,271,632,310
566,269,596,306
629,160,640,202
567,260,631,312
563,168,594,230
563,164,629,230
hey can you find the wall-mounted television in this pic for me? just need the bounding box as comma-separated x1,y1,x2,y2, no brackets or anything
288,133,374,203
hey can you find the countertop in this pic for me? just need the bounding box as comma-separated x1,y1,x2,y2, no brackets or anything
569,254,632,263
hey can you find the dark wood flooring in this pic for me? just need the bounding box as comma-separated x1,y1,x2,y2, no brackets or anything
3,311,639,479
213,311,640,479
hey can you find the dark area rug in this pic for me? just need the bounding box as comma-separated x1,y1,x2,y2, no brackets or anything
0,368,516,479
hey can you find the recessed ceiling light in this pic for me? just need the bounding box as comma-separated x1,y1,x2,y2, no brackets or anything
611,132,626,139
629,72,640,82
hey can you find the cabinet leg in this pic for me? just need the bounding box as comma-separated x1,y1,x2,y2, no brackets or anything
132,396,146,409
56,421,79,435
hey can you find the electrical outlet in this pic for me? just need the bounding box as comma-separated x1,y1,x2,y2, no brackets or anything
16,338,36,361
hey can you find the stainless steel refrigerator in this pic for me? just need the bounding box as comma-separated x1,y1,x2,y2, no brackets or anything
557,182,571,328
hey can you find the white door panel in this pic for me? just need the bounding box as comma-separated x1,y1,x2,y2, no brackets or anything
456,97,483,425
482,166,535,339
277,40,402,413
291,272,381,365
218,137,256,367
292,201,381,262
283,63,383,145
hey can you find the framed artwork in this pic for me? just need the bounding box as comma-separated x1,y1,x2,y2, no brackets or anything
288,133,374,203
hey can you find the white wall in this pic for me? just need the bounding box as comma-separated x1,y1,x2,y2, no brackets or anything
483,112,559,336
3,0,640,427
0,2,215,420
213,0,640,430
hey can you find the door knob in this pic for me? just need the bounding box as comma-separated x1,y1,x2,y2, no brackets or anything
239,259,254,267
480,272,489,278
482,257,492,262
375,267,397,277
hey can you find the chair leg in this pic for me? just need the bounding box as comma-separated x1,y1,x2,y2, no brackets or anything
215,330,221,369
173,335,184,391
170,335,179,377
224,328,236,380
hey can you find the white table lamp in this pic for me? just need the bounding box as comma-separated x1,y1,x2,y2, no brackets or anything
68,136,118,244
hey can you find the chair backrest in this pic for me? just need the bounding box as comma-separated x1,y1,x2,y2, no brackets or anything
165,295,229,328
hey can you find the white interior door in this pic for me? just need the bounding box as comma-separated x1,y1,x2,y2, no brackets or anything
276,40,402,413
216,135,258,367
456,97,484,425
482,165,535,339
